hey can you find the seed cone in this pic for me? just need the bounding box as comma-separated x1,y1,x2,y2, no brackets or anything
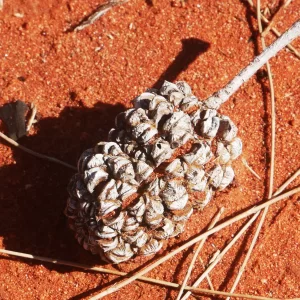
65,81,242,263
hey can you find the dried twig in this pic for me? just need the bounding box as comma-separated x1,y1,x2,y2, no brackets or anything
0,131,77,170
227,166,300,299
26,103,37,133
261,0,277,196
89,186,300,299
274,167,300,196
245,0,300,59
199,257,214,290
257,0,276,202
257,0,277,198
181,212,259,300
0,249,277,300
262,0,292,37
1,188,298,299
74,0,128,32
242,158,262,180
226,211,265,300
226,2,277,297
176,208,224,300
204,20,300,109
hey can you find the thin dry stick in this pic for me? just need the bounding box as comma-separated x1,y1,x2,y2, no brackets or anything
227,168,300,299
1,173,299,298
275,167,300,195
74,0,128,31
262,0,292,37
180,212,259,300
227,211,265,300
242,158,262,180
204,20,300,109
226,2,277,297
26,103,37,133
89,186,300,299
176,208,225,300
199,257,214,290
0,249,277,300
246,0,300,59
0,131,77,171
259,0,276,200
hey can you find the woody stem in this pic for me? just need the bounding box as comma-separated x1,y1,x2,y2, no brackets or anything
204,20,300,109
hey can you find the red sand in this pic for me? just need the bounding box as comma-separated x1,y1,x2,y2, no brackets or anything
0,0,300,299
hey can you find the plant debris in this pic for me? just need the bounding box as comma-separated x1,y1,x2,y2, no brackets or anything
73,0,129,32
0,100,29,141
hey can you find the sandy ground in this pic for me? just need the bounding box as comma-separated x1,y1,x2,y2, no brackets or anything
0,0,300,299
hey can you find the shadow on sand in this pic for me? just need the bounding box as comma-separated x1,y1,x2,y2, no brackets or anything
0,37,210,298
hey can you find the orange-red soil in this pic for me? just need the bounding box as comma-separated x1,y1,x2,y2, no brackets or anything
0,0,300,299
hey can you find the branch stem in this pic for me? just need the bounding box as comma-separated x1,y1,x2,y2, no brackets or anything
204,20,300,109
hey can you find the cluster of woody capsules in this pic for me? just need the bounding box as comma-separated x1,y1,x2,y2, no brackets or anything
65,81,242,263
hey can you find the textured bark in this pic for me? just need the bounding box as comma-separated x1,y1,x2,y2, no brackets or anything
66,81,242,263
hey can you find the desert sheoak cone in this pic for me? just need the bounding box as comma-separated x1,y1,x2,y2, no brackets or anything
65,81,242,263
